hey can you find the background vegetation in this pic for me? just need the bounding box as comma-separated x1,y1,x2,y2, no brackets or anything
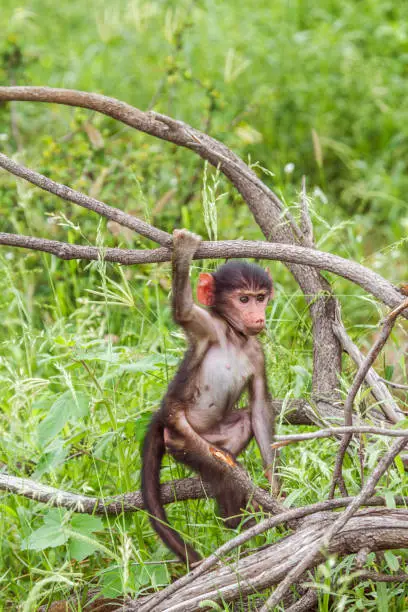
0,0,407,609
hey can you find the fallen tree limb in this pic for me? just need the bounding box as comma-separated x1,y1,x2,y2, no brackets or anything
125,508,408,611
138,493,408,612
261,435,408,610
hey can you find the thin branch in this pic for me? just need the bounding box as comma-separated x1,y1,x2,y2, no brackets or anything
272,426,408,448
0,229,406,320
0,232,169,264
349,571,408,584
333,317,404,423
0,86,286,206
0,153,171,247
330,297,408,498
260,435,408,611
378,377,408,391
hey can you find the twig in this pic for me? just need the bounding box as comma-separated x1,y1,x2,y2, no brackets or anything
378,377,408,391
330,297,408,498
259,435,408,611
272,425,408,448
333,318,404,423
0,153,171,247
349,570,408,584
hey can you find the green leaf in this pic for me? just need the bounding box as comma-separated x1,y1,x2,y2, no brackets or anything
70,515,103,532
22,511,68,551
100,568,124,598
32,445,68,478
375,581,389,612
23,524,68,551
384,550,400,571
384,365,394,380
68,537,98,562
394,455,406,479
68,515,104,561
384,491,396,509
38,390,89,446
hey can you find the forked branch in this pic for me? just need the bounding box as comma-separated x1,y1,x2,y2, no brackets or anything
330,297,408,498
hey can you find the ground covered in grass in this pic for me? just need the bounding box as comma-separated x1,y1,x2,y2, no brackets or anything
0,1,407,609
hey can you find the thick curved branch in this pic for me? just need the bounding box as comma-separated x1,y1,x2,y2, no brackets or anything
0,86,344,400
127,509,408,611
0,153,171,247
0,231,406,318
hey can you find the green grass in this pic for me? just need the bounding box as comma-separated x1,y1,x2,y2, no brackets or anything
0,0,408,609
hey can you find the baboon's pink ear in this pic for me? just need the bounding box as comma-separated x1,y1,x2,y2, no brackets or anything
197,273,215,306
265,268,274,299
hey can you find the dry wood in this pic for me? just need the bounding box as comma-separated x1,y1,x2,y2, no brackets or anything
333,318,404,424
378,377,408,391
330,297,408,498
0,86,407,610
0,152,171,246
273,425,408,448
125,509,408,611
0,86,343,402
260,436,408,611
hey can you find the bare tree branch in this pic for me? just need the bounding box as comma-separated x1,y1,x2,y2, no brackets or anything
260,436,408,611
139,495,408,612
128,508,408,611
0,473,210,513
350,571,408,583
330,298,408,498
378,377,408,391
0,86,344,402
333,317,404,423
0,226,406,319
0,87,405,411
0,153,171,247
0,470,283,517
273,426,408,448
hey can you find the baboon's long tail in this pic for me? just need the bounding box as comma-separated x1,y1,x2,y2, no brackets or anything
141,413,201,565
